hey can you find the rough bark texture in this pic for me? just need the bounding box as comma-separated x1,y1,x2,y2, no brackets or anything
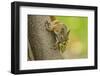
28,40,34,60
28,15,63,60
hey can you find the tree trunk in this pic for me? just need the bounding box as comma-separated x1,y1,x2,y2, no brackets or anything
28,15,63,60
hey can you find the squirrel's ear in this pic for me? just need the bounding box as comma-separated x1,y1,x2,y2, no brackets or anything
67,30,70,36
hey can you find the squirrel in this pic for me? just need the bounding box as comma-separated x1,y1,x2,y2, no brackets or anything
45,16,70,53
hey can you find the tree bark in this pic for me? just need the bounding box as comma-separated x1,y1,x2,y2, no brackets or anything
28,15,63,60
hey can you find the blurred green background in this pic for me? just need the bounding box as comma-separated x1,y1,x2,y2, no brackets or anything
56,16,88,59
